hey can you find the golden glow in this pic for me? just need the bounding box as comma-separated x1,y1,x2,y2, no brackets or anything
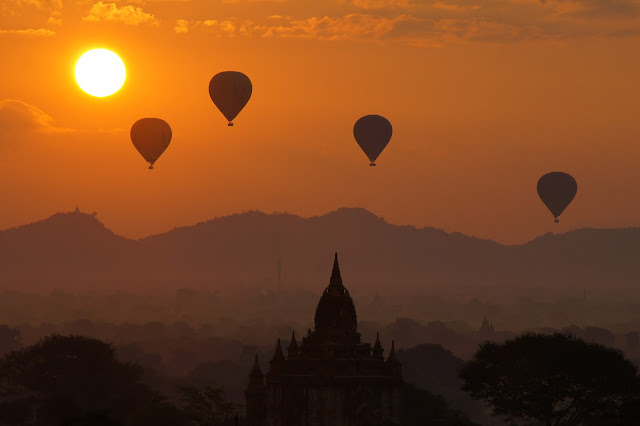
75,49,126,97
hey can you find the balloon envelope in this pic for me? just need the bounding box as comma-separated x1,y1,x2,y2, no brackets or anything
209,71,252,126
130,118,172,169
537,172,577,222
353,115,392,166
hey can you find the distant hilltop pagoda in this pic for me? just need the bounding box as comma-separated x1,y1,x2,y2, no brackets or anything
246,253,403,426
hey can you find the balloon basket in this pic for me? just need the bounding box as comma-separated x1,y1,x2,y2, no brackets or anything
369,163,376,167
554,219,559,223
228,122,234,127
149,165,154,170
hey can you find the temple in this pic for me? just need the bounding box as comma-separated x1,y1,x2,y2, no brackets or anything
246,253,403,426
477,314,495,340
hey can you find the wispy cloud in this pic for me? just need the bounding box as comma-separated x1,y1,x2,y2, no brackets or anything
172,0,640,44
174,18,190,33
349,0,412,10
47,16,62,25
174,18,241,35
221,0,290,3
83,1,159,26
173,13,556,45
15,0,63,12
0,100,72,136
0,28,55,36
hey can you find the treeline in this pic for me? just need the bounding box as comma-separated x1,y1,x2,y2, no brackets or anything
3,289,640,337
0,334,479,426
3,324,638,425
0,334,239,426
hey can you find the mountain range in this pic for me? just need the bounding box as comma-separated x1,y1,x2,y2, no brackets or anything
0,207,638,299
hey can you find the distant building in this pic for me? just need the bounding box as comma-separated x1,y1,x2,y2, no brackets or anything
245,253,403,426
477,315,495,340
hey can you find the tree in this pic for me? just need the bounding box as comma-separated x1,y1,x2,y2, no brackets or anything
397,344,489,424
0,334,185,426
459,333,640,426
402,384,479,426
178,385,238,426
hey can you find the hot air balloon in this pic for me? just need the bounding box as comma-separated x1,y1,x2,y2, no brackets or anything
353,115,392,166
208,71,252,126
130,118,172,170
537,172,577,223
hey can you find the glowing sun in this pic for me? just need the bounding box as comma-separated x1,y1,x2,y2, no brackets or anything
75,49,126,97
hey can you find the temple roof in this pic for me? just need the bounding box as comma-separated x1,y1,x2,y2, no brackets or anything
248,353,264,386
287,331,299,357
252,353,262,374
271,338,285,363
254,253,403,387
314,253,357,334
387,340,400,365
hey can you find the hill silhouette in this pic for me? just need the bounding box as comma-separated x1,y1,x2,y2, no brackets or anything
0,207,639,298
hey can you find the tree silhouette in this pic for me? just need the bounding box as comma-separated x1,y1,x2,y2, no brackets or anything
402,384,479,426
0,334,185,425
459,333,640,425
178,385,238,426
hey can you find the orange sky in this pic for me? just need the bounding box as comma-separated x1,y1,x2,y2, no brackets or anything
2,0,640,244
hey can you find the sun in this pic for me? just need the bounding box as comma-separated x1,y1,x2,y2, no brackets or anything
75,49,126,97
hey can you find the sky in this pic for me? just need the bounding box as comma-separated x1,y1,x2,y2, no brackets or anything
1,0,640,244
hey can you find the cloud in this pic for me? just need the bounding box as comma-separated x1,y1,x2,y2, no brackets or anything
15,0,63,12
0,0,63,21
83,1,159,26
174,18,246,36
203,19,238,33
0,28,55,35
0,100,71,137
176,13,556,45
47,16,62,25
349,0,412,9
260,14,401,40
175,0,640,44
1,0,62,18
387,17,555,45
174,18,189,33
221,0,290,2
554,0,640,18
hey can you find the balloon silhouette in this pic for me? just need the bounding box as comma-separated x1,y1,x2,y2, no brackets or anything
353,115,392,166
130,118,172,170
208,71,252,126
537,172,577,223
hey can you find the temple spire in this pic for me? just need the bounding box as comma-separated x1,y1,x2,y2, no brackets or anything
386,340,402,377
267,338,285,379
288,331,299,358
373,332,384,359
329,252,343,288
314,252,357,333
387,340,398,363
249,353,264,385
252,353,262,374
271,338,285,363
